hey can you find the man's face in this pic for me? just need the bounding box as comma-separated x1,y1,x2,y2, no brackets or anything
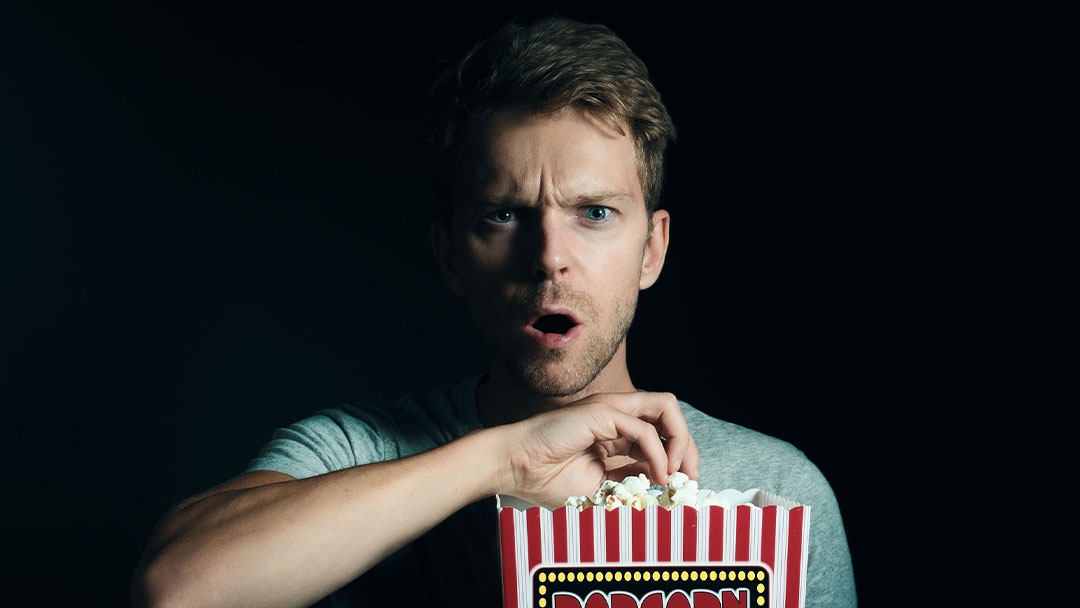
438,107,667,397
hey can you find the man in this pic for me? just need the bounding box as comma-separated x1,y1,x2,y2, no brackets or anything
131,17,856,608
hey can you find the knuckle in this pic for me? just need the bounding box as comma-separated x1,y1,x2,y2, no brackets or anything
586,401,611,418
590,408,617,435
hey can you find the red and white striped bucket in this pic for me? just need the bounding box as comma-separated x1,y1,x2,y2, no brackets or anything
496,494,810,608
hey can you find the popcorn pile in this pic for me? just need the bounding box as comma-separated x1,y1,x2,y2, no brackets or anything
565,472,730,511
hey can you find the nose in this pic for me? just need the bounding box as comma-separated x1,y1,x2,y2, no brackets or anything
529,208,571,283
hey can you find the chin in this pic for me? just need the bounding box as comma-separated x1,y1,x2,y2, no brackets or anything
516,371,590,398
504,352,601,398
483,317,628,399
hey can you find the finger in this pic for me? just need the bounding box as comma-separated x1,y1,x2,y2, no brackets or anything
599,437,647,462
606,410,670,486
638,392,693,477
601,454,637,473
592,393,692,481
606,436,693,482
604,460,652,481
601,392,690,472
599,437,634,457
682,434,701,480
604,442,643,466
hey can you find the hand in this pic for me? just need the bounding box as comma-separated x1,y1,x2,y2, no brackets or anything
496,391,700,509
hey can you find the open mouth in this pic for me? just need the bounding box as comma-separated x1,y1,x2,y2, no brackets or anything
531,314,579,335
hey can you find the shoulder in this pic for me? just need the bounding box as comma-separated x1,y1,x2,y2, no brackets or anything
677,400,830,507
328,374,481,458
375,374,484,445
241,403,395,479
678,400,857,606
319,373,481,449
245,374,483,478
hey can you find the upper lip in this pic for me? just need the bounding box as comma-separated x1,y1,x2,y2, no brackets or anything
524,307,583,327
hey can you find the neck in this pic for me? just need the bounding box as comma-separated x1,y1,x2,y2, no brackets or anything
476,339,636,428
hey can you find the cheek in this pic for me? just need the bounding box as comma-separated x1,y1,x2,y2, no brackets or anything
602,239,646,279
464,232,512,268
459,248,507,306
592,257,643,312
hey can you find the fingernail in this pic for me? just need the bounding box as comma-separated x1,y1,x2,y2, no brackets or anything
673,459,682,473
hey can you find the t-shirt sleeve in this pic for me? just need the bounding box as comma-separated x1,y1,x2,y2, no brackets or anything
243,406,394,480
789,454,858,608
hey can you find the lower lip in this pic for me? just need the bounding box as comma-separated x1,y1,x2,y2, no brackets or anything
523,323,582,349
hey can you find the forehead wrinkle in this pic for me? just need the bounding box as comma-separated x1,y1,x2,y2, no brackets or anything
469,107,642,210
483,149,636,209
481,153,539,205
479,189,635,209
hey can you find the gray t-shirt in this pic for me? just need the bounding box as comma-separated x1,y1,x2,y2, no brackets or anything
245,373,857,607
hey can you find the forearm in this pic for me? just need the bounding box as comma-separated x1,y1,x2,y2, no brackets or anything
136,428,504,608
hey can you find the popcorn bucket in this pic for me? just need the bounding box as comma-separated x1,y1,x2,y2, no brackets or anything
496,491,810,608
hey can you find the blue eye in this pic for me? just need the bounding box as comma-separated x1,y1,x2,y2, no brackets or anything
485,209,516,224
584,206,611,221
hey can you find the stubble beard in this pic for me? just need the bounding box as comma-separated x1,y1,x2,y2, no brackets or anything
469,286,639,398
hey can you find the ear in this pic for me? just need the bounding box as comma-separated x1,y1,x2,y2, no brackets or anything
639,209,670,290
431,220,465,297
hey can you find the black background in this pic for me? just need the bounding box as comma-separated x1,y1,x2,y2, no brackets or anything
1,3,1019,606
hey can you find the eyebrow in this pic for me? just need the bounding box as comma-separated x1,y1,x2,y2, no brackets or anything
473,191,635,207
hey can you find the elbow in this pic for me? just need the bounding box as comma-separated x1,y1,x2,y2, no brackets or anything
131,555,186,608
130,551,208,608
130,558,168,608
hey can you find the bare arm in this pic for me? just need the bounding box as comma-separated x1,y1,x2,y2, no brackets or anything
132,428,504,608
131,391,698,608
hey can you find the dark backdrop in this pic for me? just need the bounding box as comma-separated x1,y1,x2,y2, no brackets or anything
2,3,992,606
